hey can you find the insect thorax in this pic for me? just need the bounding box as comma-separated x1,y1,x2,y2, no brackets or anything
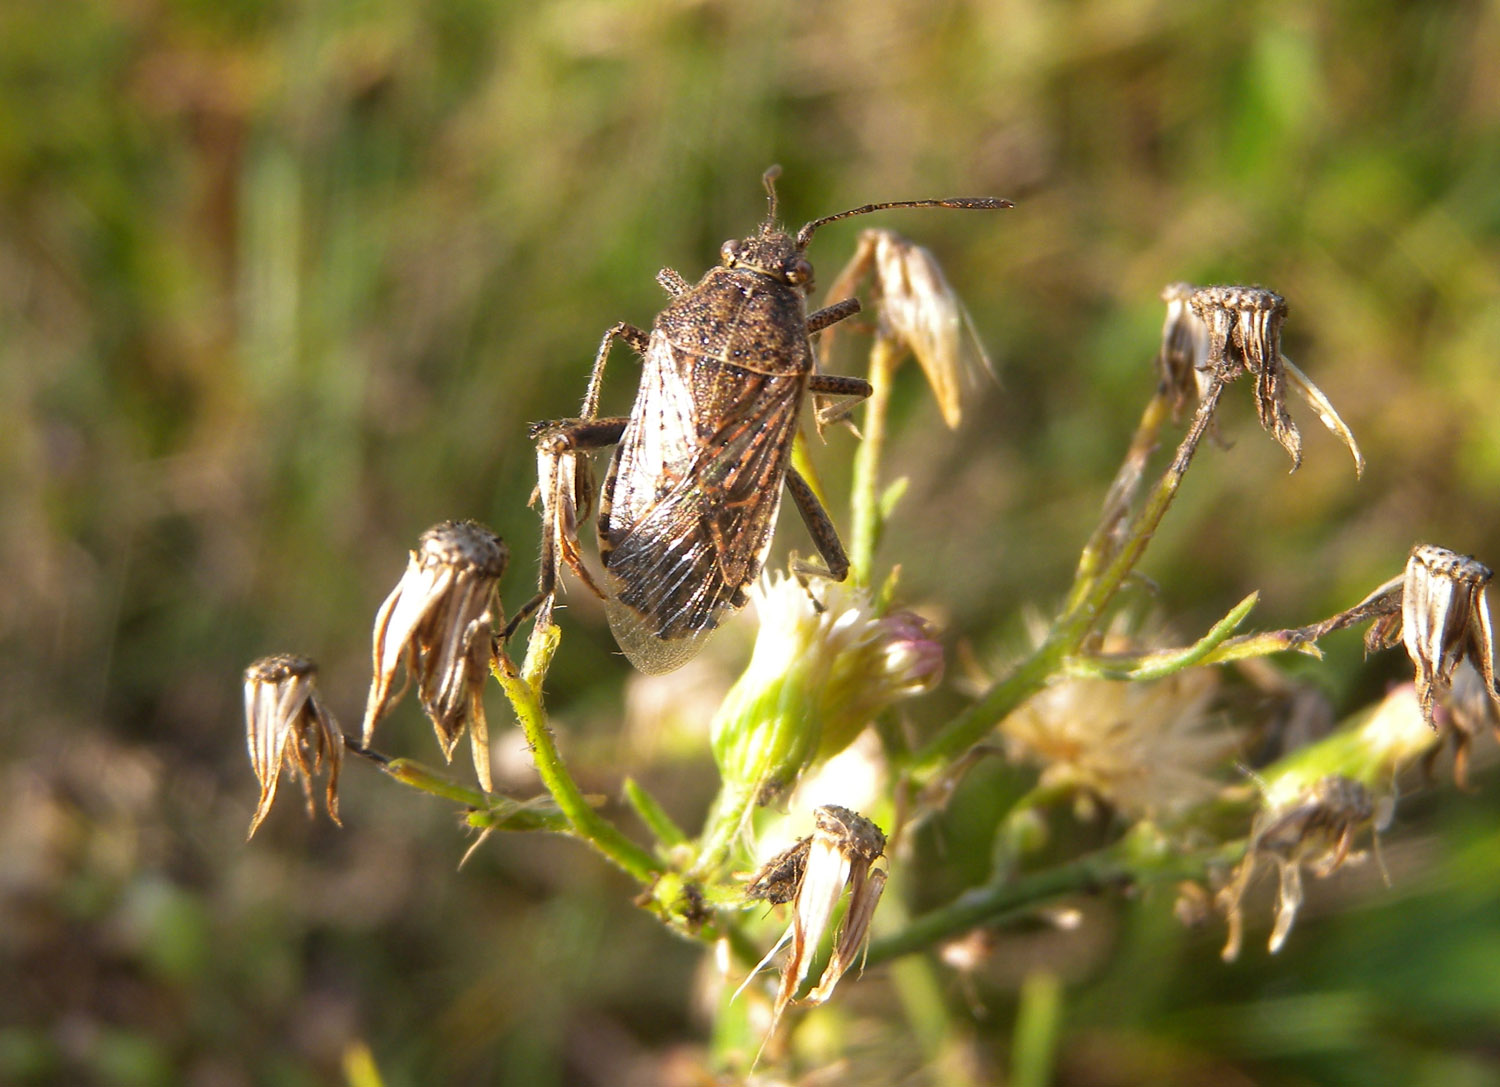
656,266,813,378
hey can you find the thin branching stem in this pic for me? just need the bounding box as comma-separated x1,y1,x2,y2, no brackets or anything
492,651,661,883
865,838,1242,968
908,382,1226,784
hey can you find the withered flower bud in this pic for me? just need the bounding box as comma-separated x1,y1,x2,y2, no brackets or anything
1220,775,1385,961
739,805,888,1035
362,521,507,792
244,654,342,838
1190,285,1299,465
823,228,991,427
1395,545,1500,730
1157,282,1213,419
1167,285,1363,474
1429,660,1500,790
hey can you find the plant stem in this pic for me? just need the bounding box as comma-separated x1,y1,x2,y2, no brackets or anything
492,651,661,883
1066,388,1171,613
864,838,1238,967
908,382,1226,783
850,336,901,588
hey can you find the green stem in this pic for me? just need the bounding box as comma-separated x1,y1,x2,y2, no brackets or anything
850,336,901,588
1060,592,1259,681
1066,389,1172,613
492,651,661,883
688,781,756,880
908,381,1226,783
624,776,688,848
865,839,1239,968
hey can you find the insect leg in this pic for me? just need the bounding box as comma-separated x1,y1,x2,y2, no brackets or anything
806,297,861,334
583,322,650,419
657,268,689,296
807,372,874,426
505,416,630,641
783,465,851,583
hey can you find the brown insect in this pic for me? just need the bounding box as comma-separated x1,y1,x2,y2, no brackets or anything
508,168,1010,672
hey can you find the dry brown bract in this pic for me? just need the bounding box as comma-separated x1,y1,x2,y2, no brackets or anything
1161,284,1364,475
1365,544,1500,731
362,520,508,792
1219,775,1383,961
244,654,342,838
741,805,888,1039
823,228,990,428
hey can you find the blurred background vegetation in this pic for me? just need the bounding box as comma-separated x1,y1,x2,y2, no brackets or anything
3,0,1500,1083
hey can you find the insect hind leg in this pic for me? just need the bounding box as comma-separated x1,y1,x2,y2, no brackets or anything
783,465,851,585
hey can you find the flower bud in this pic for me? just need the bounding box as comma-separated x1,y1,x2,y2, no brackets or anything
711,574,942,805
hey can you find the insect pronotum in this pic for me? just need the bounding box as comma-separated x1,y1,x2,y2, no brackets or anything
509,167,1011,673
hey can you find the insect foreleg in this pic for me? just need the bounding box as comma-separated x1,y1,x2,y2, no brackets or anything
806,297,861,334
504,416,630,641
657,268,689,296
583,322,650,419
783,465,852,583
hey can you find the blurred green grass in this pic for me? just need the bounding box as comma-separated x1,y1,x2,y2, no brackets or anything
2,0,1499,1083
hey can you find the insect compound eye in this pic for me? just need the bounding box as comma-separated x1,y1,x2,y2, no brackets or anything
720,240,739,265
786,258,813,286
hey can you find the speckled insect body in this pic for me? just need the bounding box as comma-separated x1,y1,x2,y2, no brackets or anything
509,170,1009,673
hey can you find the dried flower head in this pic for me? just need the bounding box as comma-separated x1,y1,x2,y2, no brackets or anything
362,520,508,791
1219,774,1385,961
823,228,991,427
740,805,888,1037
244,654,342,838
712,574,943,807
1366,544,1500,731
1157,282,1214,419
1000,665,1233,822
1162,284,1363,475
1427,659,1498,791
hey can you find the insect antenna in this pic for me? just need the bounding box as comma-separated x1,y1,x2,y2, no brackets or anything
795,195,1013,249
762,164,782,221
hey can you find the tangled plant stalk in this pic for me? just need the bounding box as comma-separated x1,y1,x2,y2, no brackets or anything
239,217,1500,1077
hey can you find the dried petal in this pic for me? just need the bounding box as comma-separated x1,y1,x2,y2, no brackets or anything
362,520,507,791
244,654,342,838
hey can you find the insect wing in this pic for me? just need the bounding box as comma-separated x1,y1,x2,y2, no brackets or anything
601,340,802,673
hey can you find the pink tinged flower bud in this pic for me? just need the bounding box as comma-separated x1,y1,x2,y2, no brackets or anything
712,575,944,805
244,654,342,838
362,520,508,792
